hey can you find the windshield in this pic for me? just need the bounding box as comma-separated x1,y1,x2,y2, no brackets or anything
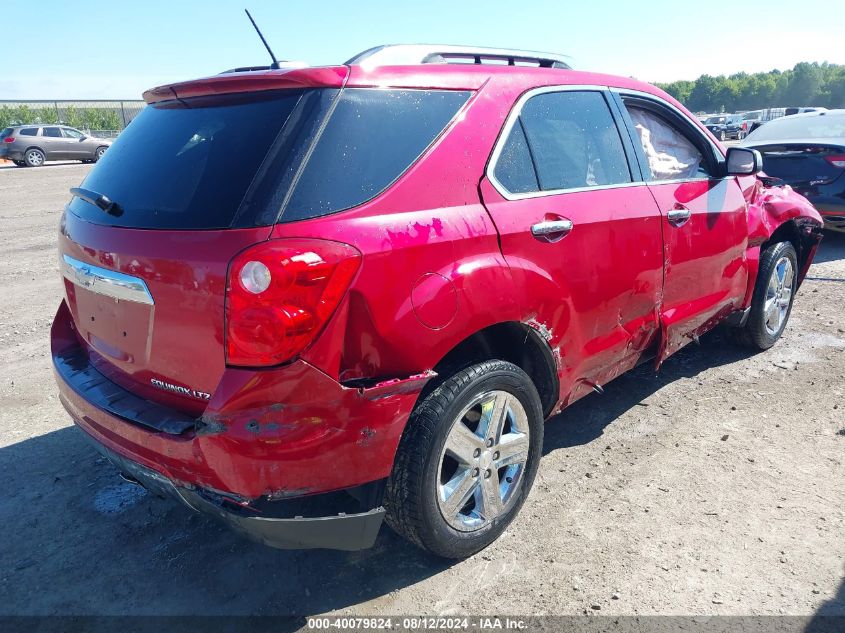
746,113,845,142
705,117,725,125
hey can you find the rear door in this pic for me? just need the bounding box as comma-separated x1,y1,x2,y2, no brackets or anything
480,88,664,403
41,126,69,159
615,92,749,361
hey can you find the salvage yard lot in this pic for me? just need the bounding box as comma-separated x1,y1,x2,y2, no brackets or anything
0,163,843,618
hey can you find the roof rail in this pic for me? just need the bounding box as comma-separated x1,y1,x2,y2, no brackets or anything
346,44,571,70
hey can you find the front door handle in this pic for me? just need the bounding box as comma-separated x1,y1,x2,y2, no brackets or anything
531,219,573,241
667,205,691,227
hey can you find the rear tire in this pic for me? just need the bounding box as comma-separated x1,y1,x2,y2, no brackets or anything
728,241,798,350
385,360,543,559
24,148,45,167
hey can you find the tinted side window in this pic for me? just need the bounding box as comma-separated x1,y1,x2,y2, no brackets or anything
283,89,470,222
43,127,62,137
493,120,539,194
19,128,37,136
519,91,631,191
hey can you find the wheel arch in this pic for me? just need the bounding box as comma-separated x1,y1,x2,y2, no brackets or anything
762,218,822,288
427,321,560,418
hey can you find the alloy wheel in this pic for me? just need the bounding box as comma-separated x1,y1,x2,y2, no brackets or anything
437,390,530,532
26,150,44,166
764,256,793,335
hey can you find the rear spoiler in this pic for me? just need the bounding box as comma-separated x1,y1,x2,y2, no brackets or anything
143,66,348,104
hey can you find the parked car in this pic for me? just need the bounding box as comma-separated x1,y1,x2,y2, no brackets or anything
0,125,111,167
51,44,823,559
740,110,766,136
703,115,744,140
742,109,845,232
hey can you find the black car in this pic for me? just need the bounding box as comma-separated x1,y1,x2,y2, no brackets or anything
702,115,744,141
741,109,845,232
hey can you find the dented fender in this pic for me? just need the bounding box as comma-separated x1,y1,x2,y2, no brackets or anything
747,179,823,246
745,179,824,293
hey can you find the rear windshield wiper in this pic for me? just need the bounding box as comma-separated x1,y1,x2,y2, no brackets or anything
69,187,123,217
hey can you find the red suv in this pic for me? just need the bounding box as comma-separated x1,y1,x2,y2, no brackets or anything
52,45,823,558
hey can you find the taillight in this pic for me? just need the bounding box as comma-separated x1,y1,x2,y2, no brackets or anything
824,154,845,168
3,137,14,143
742,122,748,131
225,239,361,367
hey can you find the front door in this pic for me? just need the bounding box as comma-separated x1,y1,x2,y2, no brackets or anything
61,127,89,159
480,88,664,405
616,95,749,362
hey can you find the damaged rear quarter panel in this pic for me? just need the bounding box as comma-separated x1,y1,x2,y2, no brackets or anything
191,361,433,497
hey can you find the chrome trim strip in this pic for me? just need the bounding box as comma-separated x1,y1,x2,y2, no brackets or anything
62,255,154,305
485,85,647,201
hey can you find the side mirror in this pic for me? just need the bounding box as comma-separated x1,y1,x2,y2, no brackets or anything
726,147,763,176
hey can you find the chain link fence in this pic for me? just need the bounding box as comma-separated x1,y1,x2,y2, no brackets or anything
0,100,146,138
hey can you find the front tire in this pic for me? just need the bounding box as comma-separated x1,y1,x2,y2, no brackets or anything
719,130,727,141
385,360,543,559
94,146,108,162
729,241,798,350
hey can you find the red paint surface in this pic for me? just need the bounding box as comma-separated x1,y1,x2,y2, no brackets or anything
54,62,824,501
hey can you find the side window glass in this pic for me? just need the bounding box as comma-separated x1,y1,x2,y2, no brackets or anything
63,128,84,139
493,120,539,194
625,106,709,181
43,127,62,138
519,91,631,191
19,128,37,136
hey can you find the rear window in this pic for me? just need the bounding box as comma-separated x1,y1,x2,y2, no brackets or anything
68,90,309,230
746,113,845,142
0,128,11,139
68,87,470,230
19,128,37,136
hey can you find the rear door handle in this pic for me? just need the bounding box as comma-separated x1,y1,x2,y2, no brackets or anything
531,219,573,241
667,206,691,227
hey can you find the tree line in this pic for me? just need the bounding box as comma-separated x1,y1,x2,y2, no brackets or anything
655,62,845,114
0,104,123,131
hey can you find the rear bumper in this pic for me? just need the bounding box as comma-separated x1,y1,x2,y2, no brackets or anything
0,147,23,160
816,206,845,232
51,301,432,549
86,433,385,550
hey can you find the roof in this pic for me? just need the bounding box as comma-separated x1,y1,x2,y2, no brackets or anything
142,63,669,105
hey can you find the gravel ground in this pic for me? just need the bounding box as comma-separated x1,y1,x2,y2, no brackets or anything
0,162,843,619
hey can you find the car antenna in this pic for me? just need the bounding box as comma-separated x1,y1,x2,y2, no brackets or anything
244,8,281,69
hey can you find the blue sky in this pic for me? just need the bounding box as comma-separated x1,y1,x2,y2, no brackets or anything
1,0,842,99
